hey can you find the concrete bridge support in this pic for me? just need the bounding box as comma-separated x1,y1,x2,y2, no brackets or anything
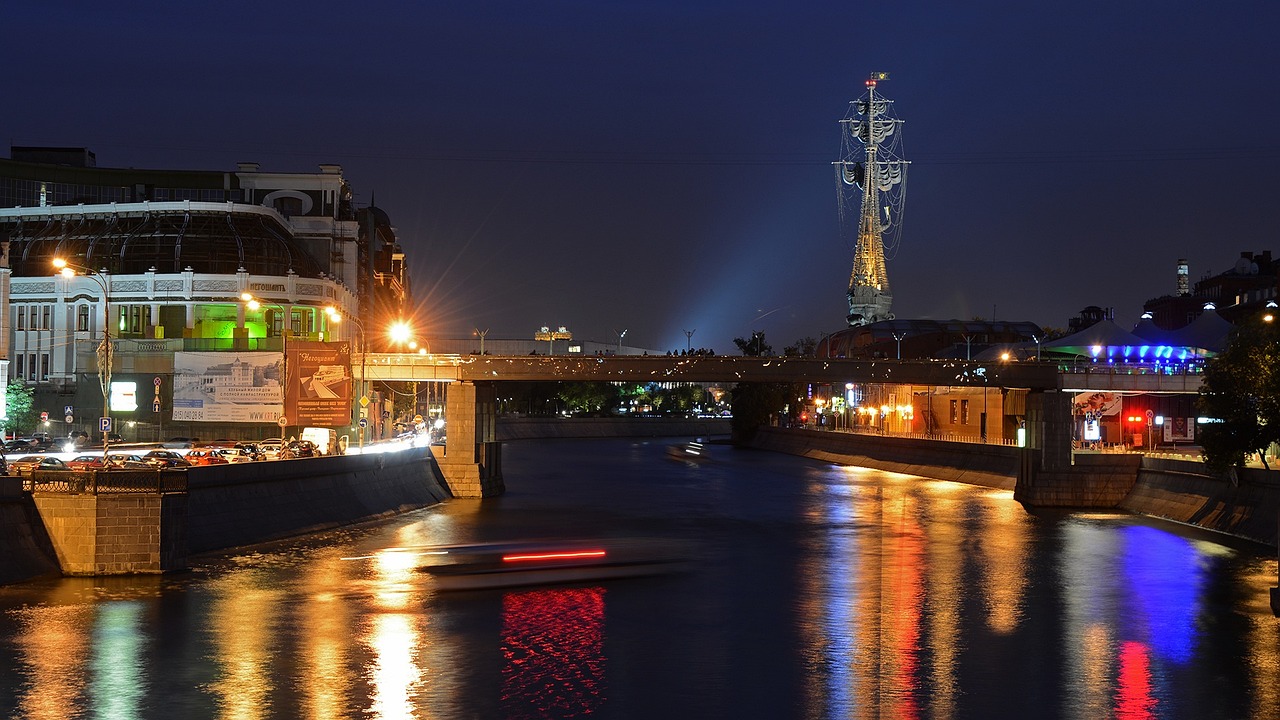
437,381,505,497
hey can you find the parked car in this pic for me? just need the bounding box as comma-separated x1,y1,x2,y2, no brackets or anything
142,450,192,468
4,439,36,453
211,447,255,463
105,454,154,470
9,455,69,474
282,439,317,459
66,454,107,471
258,439,284,460
184,449,229,466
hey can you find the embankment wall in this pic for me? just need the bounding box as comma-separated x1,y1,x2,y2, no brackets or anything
497,417,730,441
751,427,1280,548
185,447,451,554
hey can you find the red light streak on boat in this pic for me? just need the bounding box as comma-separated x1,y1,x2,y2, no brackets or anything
502,550,607,563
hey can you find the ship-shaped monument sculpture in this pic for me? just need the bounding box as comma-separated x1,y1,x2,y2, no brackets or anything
834,72,909,326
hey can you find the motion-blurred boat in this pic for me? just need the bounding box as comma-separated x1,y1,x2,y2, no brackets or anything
421,538,688,591
665,440,708,461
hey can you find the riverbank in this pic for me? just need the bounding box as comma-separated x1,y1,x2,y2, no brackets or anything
496,416,730,441
751,426,1280,548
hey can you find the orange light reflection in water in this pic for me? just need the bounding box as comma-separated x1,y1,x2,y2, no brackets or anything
205,571,281,720
501,587,606,718
299,553,357,720
13,604,95,720
362,546,427,719
881,490,924,720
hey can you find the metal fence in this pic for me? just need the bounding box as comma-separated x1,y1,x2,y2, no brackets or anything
20,469,188,494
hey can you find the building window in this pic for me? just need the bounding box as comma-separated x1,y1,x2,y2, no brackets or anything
41,305,51,330
961,399,970,425
40,354,49,381
77,305,90,332
15,355,23,379
949,399,958,424
27,354,36,381
16,307,24,331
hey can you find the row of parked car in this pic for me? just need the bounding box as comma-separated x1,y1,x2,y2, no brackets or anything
1,437,326,476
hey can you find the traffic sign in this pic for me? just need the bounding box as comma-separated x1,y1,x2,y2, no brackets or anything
40,411,48,422
152,400,162,413
358,417,368,428
278,416,288,427
65,415,74,424
359,395,370,408
100,417,112,432
64,405,74,416
154,376,163,387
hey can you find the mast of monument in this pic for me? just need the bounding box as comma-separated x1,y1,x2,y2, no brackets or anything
835,71,909,326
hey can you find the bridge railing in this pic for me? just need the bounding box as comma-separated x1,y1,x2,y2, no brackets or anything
21,469,188,494
805,424,1022,447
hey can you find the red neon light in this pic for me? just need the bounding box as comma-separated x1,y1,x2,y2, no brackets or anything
503,550,607,563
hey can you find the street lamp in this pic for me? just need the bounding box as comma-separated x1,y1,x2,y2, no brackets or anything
615,328,627,356
684,329,696,353
326,307,367,452
892,332,906,360
53,258,112,458
475,327,488,355
242,292,289,445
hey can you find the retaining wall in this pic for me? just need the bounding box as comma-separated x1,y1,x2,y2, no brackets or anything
185,447,450,554
751,427,1280,548
0,477,60,584
497,417,731,441
750,426,1020,490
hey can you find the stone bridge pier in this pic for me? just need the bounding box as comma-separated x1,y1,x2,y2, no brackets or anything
436,381,505,497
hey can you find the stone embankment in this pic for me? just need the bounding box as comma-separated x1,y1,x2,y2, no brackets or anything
0,448,450,585
497,417,730,441
751,427,1279,548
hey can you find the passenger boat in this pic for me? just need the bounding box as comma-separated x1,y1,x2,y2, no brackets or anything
421,538,689,591
665,440,708,461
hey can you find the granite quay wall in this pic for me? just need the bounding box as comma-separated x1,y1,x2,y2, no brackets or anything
0,478,60,584
750,426,1020,490
185,447,450,555
496,417,731,441
752,427,1279,548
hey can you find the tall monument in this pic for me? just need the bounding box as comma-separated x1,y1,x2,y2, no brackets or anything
834,72,909,326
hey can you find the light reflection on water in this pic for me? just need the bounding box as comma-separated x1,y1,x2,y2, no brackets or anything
0,438,1277,719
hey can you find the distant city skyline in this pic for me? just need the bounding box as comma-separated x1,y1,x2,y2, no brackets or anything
4,2,1277,353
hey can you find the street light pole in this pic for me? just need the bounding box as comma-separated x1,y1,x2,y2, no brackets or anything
684,329,696,353
242,293,289,445
615,328,627,356
475,327,488,356
327,308,367,452
54,258,112,459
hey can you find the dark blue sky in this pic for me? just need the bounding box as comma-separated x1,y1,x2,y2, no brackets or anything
5,2,1278,353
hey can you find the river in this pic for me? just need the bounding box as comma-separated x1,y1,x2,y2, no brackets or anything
1,438,1278,719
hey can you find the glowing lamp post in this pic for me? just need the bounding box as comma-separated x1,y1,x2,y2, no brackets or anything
54,258,113,457
326,307,367,452
242,293,289,444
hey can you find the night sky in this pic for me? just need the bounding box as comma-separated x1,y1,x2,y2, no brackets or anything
5,2,1278,353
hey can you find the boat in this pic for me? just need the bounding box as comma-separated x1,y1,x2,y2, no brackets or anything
420,538,690,591
665,440,708,460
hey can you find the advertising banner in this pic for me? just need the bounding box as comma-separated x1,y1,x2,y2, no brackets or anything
1163,417,1195,442
173,352,283,423
286,340,353,426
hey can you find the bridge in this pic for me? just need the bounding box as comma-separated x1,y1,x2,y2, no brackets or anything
353,353,1204,498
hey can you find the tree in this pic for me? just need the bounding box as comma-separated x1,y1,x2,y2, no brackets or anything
1197,316,1280,472
733,331,773,357
4,379,38,438
729,381,793,445
784,336,816,357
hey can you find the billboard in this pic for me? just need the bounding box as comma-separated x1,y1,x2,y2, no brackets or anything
286,340,352,426
173,352,283,423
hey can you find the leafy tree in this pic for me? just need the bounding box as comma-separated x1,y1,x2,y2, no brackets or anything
557,382,619,416
733,331,773,357
3,380,38,438
729,382,793,445
784,336,816,357
1197,316,1280,471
